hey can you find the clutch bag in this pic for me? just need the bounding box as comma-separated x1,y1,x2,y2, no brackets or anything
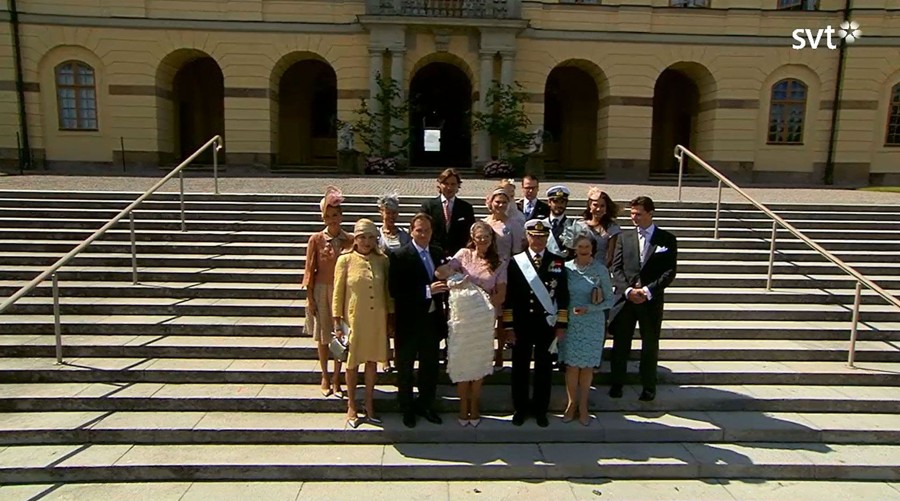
591,286,604,305
329,321,350,362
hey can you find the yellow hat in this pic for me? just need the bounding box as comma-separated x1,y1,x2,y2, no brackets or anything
353,218,378,237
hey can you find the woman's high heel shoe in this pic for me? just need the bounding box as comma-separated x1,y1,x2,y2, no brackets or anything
562,405,576,423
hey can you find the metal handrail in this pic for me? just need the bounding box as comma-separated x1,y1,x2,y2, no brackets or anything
674,145,900,367
0,135,224,363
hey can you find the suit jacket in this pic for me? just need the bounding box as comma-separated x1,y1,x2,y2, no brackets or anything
388,241,449,339
609,225,678,320
420,196,476,257
517,198,550,221
503,250,570,334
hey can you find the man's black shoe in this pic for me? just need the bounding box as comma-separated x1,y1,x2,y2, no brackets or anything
535,414,549,428
403,412,417,428
608,384,624,399
639,389,656,402
511,412,527,426
419,409,443,424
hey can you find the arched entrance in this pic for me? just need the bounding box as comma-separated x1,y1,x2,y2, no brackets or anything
409,62,472,168
277,59,337,166
172,56,224,163
649,63,715,173
544,65,600,171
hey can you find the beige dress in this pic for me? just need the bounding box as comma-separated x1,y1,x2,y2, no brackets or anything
333,250,392,366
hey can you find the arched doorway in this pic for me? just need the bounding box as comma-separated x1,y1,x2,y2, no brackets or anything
278,59,337,166
544,65,600,172
649,68,701,173
172,57,224,164
409,62,472,168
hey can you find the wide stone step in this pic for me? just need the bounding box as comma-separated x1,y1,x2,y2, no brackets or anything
0,442,897,483
3,479,900,501
5,231,899,252
1,357,897,386
3,248,900,268
1,282,897,306
3,383,899,414
3,217,899,240
3,206,899,232
3,318,899,341
4,298,897,322
1,410,897,446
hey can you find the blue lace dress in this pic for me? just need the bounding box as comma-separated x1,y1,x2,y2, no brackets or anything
559,259,615,368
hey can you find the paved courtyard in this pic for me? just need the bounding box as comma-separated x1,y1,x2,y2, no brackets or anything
1,168,899,205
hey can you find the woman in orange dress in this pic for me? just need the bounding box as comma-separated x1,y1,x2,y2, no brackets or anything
302,186,352,398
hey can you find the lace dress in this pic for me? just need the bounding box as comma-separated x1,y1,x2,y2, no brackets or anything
444,248,509,383
558,259,615,368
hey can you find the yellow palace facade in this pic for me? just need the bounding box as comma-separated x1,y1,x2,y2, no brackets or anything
1,0,898,184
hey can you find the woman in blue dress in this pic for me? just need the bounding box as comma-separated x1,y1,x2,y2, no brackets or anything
559,233,614,426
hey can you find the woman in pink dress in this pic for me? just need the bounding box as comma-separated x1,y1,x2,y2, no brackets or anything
483,189,525,263
436,221,508,427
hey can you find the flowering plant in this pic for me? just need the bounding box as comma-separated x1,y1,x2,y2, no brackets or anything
365,156,398,175
483,160,515,178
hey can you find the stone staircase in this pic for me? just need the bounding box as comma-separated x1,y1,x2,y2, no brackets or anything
0,190,899,485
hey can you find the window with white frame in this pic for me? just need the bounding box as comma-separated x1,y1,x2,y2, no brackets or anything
887,83,900,146
55,61,98,130
767,78,807,144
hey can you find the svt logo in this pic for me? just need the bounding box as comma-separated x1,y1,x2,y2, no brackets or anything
791,21,861,50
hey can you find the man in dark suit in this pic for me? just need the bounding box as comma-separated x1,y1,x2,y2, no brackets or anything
608,196,678,402
503,219,569,428
388,213,448,428
419,168,476,257
517,174,550,221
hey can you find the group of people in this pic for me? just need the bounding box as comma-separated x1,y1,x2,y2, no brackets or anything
301,169,678,429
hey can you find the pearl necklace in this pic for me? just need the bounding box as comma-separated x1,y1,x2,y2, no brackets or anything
573,259,593,273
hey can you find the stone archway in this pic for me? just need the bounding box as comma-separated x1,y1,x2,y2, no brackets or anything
156,50,225,164
544,63,603,171
408,61,473,168
649,62,717,173
275,58,338,166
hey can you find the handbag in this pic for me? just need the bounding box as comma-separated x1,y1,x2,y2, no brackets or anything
329,332,349,362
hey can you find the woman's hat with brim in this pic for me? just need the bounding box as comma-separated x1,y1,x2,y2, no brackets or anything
353,218,378,237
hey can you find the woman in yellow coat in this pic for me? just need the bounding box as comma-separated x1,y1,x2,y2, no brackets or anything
333,218,393,428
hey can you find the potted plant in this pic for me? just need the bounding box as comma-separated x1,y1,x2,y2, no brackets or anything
349,73,411,175
472,81,535,178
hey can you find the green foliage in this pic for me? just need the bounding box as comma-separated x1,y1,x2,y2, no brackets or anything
347,73,411,162
472,81,533,167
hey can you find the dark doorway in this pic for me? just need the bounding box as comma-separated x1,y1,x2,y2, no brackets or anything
409,62,472,168
650,69,699,173
544,66,599,172
278,59,338,166
172,57,224,163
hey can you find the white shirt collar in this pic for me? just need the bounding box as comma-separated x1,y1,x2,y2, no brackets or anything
440,194,455,205
638,224,656,237
412,241,429,254
529,249,544,260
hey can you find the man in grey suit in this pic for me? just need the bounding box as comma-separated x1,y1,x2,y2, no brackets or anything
608,196,677,402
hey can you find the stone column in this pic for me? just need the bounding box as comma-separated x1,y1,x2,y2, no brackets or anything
500,51,515,87
368,48,384,117
477,51,494,164
389,49,405,156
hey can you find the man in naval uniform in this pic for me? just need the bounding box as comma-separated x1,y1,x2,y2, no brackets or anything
542,185,577,260
503,219,569,428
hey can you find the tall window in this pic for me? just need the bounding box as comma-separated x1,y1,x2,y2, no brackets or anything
671,0,710,7
887,83,900,146
767,78,807,144
55,61,98,130
777,0,818,9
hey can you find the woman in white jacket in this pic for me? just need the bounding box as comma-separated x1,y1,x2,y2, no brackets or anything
435,221,508,427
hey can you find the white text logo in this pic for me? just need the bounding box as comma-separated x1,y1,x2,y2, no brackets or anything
791,20,861,50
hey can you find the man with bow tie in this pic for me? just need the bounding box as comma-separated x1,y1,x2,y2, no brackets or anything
542,185,576,260
503,219,569,428
516,175,550,221
607,196,677,402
